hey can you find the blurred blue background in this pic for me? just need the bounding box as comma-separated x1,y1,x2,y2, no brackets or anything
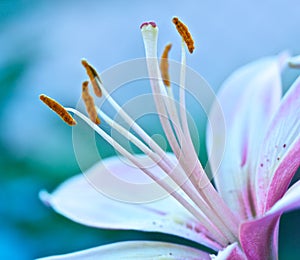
1,0,300,259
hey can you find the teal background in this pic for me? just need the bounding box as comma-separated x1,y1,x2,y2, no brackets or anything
1,0,300,259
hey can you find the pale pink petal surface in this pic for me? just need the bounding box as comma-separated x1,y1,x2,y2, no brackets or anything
37,241,210,260
256,76,300,213
40,155,221,250
207,54,284,219
240,180,300,259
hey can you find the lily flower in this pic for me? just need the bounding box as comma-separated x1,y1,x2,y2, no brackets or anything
38,18,300,259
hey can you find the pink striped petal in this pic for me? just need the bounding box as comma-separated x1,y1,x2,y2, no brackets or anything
240,214,279,260
267,179,300,215
207,54,284,219
256,76,300,213
40,156,221,251
240,180,300,259
37,241,210,260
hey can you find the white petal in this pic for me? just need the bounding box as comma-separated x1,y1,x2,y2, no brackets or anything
256,76,300,213
266,180,300,216
40,155,221,251
37,241,210,260
207,54,284,219
239,180,300,259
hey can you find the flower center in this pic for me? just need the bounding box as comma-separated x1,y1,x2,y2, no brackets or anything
39,17,240,247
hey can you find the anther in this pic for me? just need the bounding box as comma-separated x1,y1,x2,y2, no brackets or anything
160,43,172,87
81,81,101,124
81,59,102,97
172,17,195,53
288,55,300,68
39,94,77,126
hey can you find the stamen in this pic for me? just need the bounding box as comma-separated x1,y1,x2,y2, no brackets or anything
81,59,103,97
96,106,233,243
68,107,228,246
160,43,172,87
141,22,183,156
81,81,101,124
172,17,195,54
288,55,300,68
39,94,77,126
141,19,239,241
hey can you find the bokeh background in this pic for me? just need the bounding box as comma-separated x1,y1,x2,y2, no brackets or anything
1,0,300,259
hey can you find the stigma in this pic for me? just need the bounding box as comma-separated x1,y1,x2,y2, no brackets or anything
140,21,157,29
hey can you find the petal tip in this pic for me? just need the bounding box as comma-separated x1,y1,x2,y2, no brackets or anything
39,190,52,207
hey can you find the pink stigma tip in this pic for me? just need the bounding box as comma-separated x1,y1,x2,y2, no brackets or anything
140,21,157,29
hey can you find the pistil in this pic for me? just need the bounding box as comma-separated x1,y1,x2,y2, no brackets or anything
141,20,239,241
